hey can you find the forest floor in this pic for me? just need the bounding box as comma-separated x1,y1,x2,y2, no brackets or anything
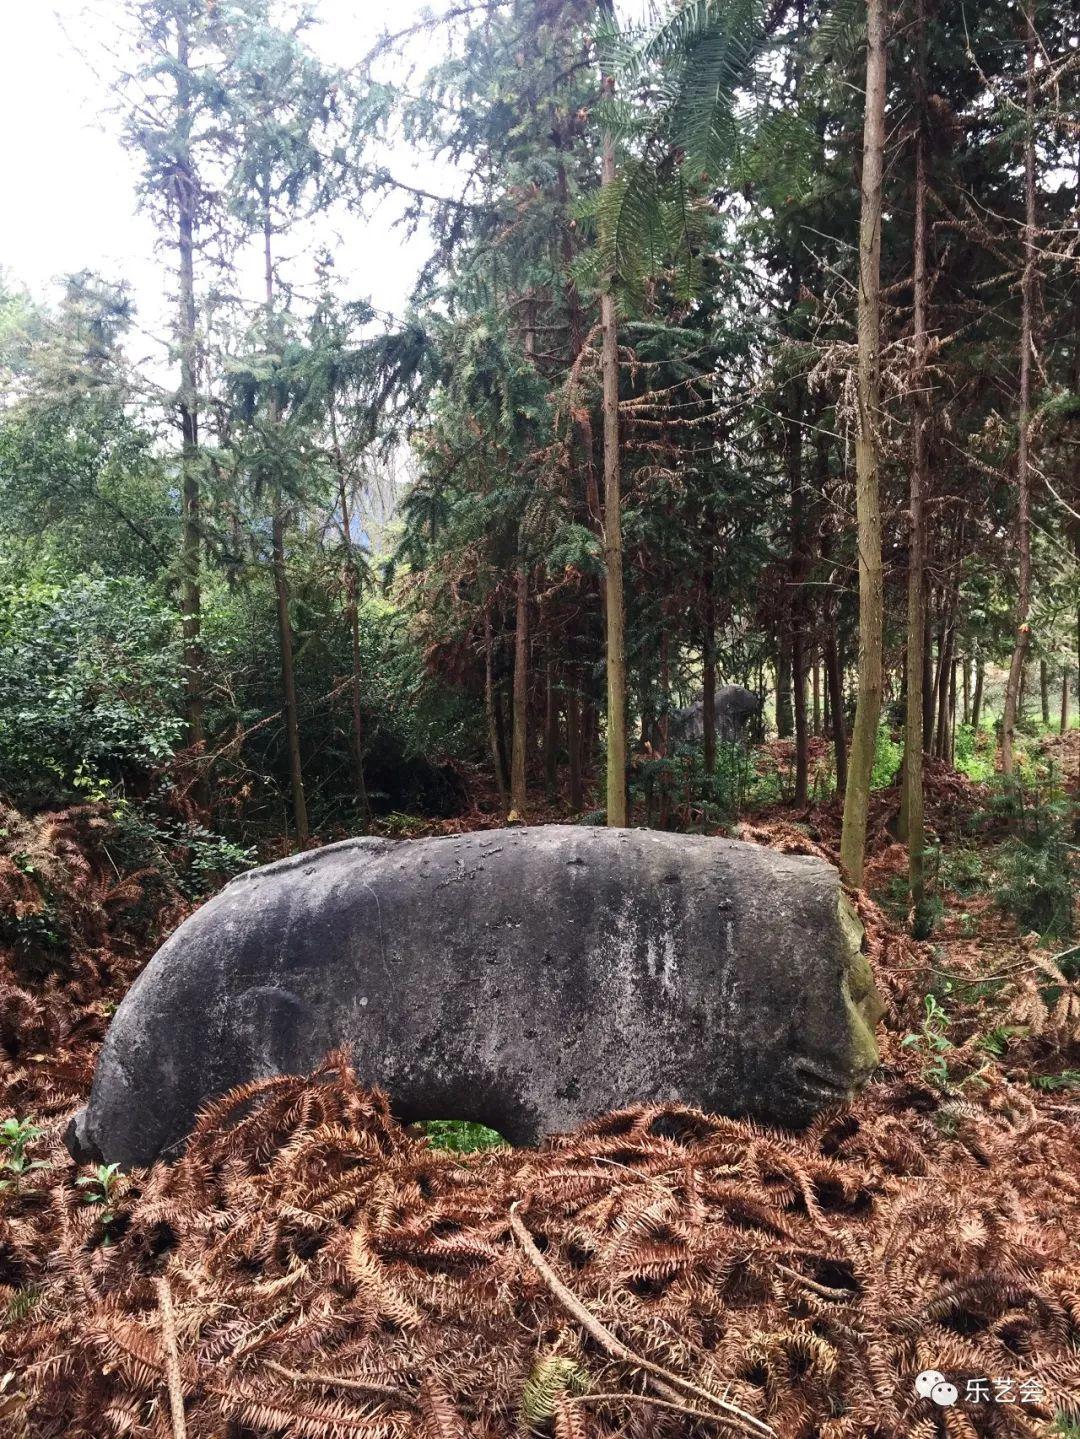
0,749,1078,1439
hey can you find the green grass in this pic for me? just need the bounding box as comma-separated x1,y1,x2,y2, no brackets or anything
953,723,996,782
418,1119,508,1154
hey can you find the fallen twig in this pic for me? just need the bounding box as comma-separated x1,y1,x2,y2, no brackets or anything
775,1261,856,1302
154,1276,188,1439
509,1202,774,1438
263,1358,418,1407
574,1390,747,1424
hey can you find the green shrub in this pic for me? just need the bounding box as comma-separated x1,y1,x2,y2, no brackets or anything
0,574,183,806
901,994,953,1087
0,1117,50,1193
953,723,996,782
109,801,256,900
870,724,903,790
997,836,1075,937
990,774,1075,938
939,845,987,897
634,740,782,829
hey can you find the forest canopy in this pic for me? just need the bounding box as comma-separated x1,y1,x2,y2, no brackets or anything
0,0,1076,888
1,5,1079,1438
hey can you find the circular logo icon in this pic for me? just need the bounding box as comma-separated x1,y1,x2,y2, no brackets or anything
930,1382,959,1407
915,1371,946,1399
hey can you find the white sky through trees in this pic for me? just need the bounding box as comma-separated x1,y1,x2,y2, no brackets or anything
0,1,461,353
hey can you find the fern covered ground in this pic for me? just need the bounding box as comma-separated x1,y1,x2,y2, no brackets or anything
0,761,1078,1439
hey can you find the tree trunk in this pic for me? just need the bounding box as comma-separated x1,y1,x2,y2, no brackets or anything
175,16,203,755
839,0,887,884
510,562,529,818
567,663,583,809
901,0,928,920
272,511,309,848
658,625,671,830
962,654,971,726
1061,666,1070,735
264,201,307,847
812,657,821,737
1039,658,1050,726
1001,5,1037,775
494,687,512,798
775,634,793,738
484,602,509,811
793,631,809,807
544,651,559,802
789,473,809,805
330,398,369,822
929,624,944,756
824,632,847,796
599,61,627,826
935,624,954,761
922,605,935,754
702,570,717,777
948,659,958,767
972,651,985,731
823,663,831,736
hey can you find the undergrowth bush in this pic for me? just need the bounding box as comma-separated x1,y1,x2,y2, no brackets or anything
631,741,782,830
0,574,183,807
870,723,903,790
988,772,1075,938
953,722,996,782
109,801,256,901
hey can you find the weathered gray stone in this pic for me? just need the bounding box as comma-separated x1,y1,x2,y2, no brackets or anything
671,685,763,745
68,826,884,1167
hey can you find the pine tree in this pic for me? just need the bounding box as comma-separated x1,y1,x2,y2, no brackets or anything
219,5,345,846
121,0,236,756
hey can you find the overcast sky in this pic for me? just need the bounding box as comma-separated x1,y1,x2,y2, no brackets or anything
0,0,468,359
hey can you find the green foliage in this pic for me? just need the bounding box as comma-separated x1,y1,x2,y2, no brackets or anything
988,775,1075,938
520,1355,589,1427
632,740,780,831
76,1162,123,1242
979,1024,1027,1058
870,724,903,791
0,397,172,579
938,846,988,898
419,1120,508,1154
109,802,256,901
901,994,953,1089
575,809,608,826
2,1286,42,1326
953,723,996,782
996,835,1075,939
0,1118,50,1193
1030,1070,1080,1092
593,0,784,297
901,842,987,939
0,574,183,806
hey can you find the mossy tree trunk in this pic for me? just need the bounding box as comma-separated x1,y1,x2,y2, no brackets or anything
839,0,887,885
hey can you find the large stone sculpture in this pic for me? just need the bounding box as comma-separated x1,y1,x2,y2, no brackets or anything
670,685,763,745
68,826,884,1167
